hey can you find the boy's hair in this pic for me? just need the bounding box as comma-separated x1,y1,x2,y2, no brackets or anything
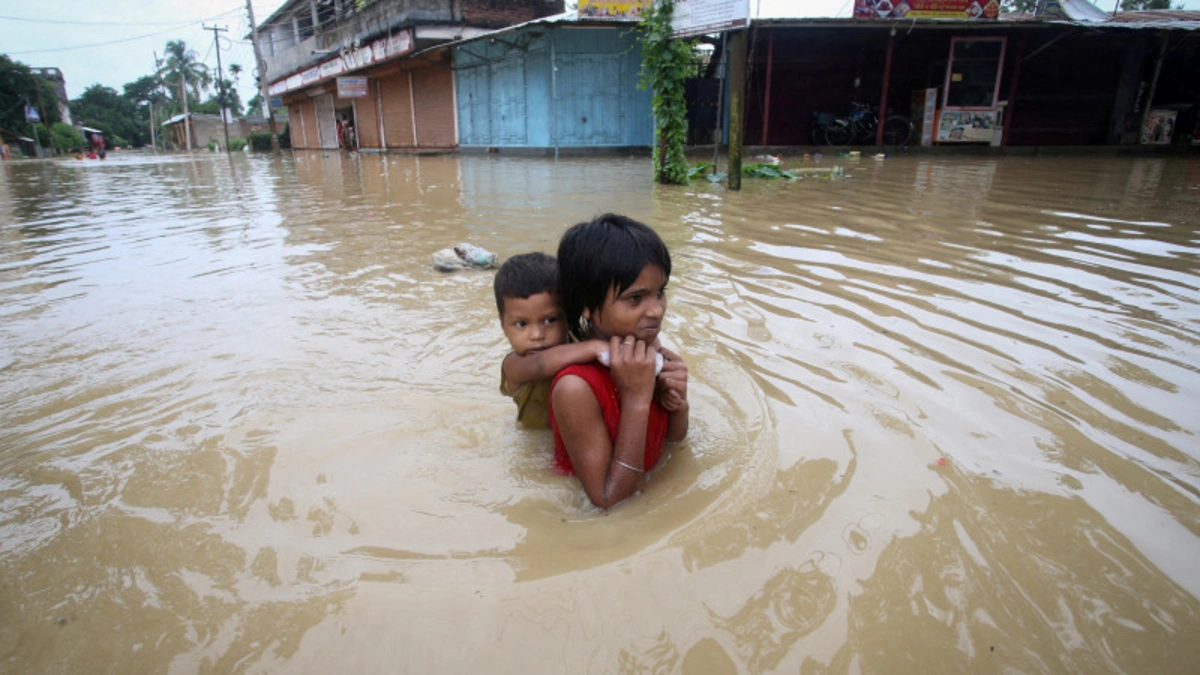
557,213,671,340
493,252,559,316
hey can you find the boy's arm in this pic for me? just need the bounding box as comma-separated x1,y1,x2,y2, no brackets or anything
502,339,608,386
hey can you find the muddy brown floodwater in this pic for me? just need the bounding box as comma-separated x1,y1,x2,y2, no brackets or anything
2,150,1199,672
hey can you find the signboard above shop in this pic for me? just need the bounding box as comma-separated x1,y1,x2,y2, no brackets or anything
267,28,413,97
853,0,1001,20
577,0,649,20
672,0,750,37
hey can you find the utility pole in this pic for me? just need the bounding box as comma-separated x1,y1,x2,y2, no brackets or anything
149,55,160,152
23,97,42,158
205,24,232,154
33,79,50,155
246,0,281,152
727,28,747,190
148,99,156,152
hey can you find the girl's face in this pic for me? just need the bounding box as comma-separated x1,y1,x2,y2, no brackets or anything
585,263,667,343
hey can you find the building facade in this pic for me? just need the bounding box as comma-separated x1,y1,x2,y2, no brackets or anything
452,17,654,153
30,67,72,127
256,0,563,152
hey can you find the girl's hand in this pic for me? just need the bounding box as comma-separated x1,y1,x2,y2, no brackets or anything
608,335,657,406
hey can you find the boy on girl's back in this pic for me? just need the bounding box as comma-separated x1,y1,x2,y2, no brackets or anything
494,252,607,428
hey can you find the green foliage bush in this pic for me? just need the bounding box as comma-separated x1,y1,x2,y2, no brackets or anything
249,132,273,151
228,137,247,152
638,0,693,185
279,124,291,149
50,122,83,151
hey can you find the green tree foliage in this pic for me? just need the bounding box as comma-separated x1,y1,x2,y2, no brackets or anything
195,77,243,117
0,55,61,137
123,75,172,148
157,40,211,107
50,122,83,151
72,85,141,147
124,75,168,109
638,0,693,185
1121,0,1180,9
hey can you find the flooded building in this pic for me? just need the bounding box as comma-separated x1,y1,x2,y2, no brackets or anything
740,1,1200,148
256,0,564,152
161,113,228,151
29,67,73,127
451,14,654,154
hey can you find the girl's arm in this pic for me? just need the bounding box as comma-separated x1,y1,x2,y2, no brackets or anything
551,337,658,510
502,339,608,387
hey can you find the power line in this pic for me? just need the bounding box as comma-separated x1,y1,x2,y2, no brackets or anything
5,8,243,55
0,13,230,27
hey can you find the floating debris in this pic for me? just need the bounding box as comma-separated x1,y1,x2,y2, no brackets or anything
432,243,499,272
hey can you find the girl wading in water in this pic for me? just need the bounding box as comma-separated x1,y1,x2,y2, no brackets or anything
549,214,689,509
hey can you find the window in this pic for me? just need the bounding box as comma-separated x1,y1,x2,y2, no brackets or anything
943,37,1006,110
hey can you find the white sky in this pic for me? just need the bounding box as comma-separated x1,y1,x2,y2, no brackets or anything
3,1,288,107
3,0,1198,107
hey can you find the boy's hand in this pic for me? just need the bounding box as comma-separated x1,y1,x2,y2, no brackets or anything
589,338,610,362
655,346,688,412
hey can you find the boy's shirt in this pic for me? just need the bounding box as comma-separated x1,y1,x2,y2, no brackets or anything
500,366,552,428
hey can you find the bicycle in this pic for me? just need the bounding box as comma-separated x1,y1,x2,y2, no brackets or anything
811,103,913,147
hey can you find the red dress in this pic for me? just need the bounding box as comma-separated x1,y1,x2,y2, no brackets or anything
548,363,669,475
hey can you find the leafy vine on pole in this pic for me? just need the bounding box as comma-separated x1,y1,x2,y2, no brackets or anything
638,0,694,185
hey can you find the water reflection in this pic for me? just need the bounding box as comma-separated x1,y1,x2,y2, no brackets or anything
1,151,1198,671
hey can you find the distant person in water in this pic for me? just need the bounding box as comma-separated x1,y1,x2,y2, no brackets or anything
494,252,610,428
550,213,689,510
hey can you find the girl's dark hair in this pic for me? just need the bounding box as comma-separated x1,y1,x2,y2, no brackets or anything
493,252,558,315
557,213,671,340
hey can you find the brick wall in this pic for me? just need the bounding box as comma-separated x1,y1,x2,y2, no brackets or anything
460,0,563,28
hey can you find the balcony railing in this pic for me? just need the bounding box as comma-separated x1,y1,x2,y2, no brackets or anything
259,0,450,83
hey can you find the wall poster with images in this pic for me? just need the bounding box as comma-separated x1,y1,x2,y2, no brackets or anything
936,110,998,143
1141,110,1177,145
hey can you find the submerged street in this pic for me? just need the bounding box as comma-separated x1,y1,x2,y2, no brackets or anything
1,150,1199,671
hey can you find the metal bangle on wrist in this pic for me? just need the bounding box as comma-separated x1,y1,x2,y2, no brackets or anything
614,459,644,474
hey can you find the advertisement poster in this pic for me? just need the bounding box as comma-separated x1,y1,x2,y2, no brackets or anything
672,0,750,37
578,1,650,20
337,76,369,99
1141,110,1177,145
854,0,1000,20
936,109,998,143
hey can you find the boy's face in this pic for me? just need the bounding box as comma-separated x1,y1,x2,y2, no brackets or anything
500,292,568,356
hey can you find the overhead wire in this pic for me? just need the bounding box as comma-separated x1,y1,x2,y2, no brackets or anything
0,14,229,27
4,7,242,56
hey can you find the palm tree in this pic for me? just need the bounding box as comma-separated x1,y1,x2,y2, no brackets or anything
157,40,210,151
159,40,211,103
